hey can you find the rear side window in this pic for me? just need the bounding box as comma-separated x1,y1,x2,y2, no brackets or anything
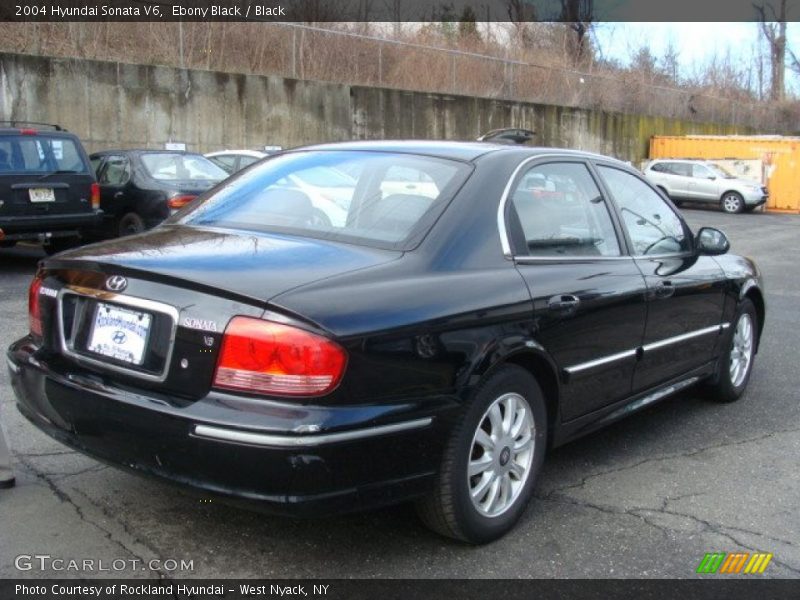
652,162,689,176
509,162,620,257
173,150,471,250
668,163,691,177
238,155,260,169
208,155,237,173
99,155,131,185
0,135,88,173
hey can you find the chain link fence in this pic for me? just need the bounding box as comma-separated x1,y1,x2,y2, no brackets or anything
0,21,789,131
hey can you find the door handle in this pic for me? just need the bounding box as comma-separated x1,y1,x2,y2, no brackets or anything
113,191,124,199
548,294,580,311
654,280,675,299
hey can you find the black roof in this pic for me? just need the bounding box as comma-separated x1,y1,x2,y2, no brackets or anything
299,140,626,165
90,141,627,166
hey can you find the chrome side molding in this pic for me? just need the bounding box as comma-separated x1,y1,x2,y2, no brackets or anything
192,417,434,448
565,323,730,375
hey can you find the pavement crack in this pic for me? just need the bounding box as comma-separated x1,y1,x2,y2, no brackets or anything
16,450,78,458
70,485,175,578
50,464,110,480
16,455,170,579
541,492,800,577
544,426,800,498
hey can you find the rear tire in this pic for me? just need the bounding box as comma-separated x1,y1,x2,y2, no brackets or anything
705,298,757,403
118,212,145,237
416,365,547,544
721,192,744,214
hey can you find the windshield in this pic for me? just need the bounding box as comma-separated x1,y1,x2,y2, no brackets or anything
171,150,471,250
709,163,736,179
0,135,88,174
141,153,228,181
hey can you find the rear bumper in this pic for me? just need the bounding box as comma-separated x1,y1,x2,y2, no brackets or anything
0,210,103,239
7,338,453,516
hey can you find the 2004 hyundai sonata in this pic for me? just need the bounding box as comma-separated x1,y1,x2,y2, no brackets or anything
7,141,764,543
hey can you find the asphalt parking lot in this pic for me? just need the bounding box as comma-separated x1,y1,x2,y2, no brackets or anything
0,207,798,579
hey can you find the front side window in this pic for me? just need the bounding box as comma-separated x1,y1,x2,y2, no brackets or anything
509,162,620,257
597,165,690,256
173,150,471,250
691,164,715,179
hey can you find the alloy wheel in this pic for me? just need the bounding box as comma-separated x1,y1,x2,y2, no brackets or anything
722,194,742,213
729,312,754,387
468,392,535,518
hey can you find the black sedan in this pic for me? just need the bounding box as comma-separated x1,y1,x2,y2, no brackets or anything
88,150,228,238
8,142,765,543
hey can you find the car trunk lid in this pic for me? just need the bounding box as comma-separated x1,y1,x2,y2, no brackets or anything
51,225,401,304
35,226,400,400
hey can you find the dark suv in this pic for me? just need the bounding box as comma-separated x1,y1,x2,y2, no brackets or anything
0,123,101,254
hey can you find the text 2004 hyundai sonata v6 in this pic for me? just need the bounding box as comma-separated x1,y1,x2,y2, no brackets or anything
8,141,764,543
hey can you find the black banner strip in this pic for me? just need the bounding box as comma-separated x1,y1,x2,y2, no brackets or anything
2,0,799,22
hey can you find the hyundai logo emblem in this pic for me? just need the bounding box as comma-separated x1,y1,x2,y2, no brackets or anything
105,275,128,292
112,330,127,344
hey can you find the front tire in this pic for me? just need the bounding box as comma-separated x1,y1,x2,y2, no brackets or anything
705,299,757,403
416,365,547,544
721,192,744,214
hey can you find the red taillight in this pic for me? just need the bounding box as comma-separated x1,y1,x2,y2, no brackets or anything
213,317,347,397
28,276,43,337
168,195,196,210
19,128,37,135
90,182,100,209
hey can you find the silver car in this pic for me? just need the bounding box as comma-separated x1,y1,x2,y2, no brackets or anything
643,159,768,214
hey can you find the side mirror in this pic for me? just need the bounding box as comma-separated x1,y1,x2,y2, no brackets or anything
696,227,730,256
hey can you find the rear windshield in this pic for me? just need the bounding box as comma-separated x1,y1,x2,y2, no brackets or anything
0,135,89,174
140,153,228,182
172,150,471,250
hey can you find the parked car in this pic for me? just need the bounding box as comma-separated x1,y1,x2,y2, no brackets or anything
9,142,765,544
89,150,228,238
477,128,536,145
643,159,768,213
205,149,273,174
0,122,101,254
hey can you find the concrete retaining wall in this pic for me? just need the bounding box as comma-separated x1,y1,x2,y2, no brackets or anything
0,52,750,162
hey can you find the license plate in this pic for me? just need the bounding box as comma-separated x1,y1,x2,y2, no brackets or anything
87,303,152,366
29,188,55,203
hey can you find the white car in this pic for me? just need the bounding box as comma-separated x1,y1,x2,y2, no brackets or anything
205,149,274,174
643,159,768,213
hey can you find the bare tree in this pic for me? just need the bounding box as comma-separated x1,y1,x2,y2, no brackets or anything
506,0,537,48
560,0,593,65
754,0,788,101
